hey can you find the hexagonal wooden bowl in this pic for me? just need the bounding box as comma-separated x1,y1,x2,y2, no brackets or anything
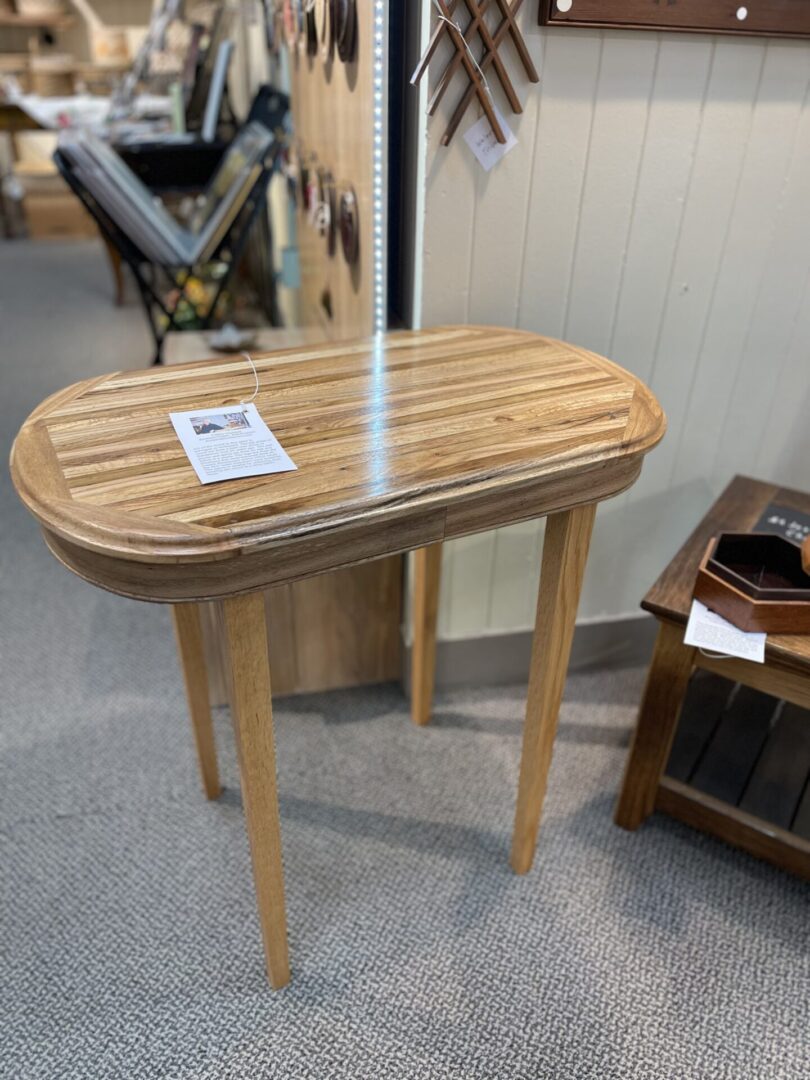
694,532,810,634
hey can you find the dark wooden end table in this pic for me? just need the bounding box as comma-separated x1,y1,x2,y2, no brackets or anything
615,475,810,879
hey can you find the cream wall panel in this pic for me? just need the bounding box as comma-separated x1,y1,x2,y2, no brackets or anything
633,41,766,500
422,73,478,323
487,520,543,632
711,75,810,485
417,7,810,640
467,21,544,327
663,44,809,497
756,276,810,487
517,30,603,336
608,37,714,378
562,33,658,354
591,38,715,609
557,33,659,618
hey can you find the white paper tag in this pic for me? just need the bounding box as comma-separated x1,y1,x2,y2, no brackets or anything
169,402,296,485
463,107,518,172
684,599,766,664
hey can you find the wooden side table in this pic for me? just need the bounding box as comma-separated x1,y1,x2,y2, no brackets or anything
11,326,664,987
615,475,810,878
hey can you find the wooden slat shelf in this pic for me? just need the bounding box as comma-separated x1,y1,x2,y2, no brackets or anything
662,670,810,877
0,12,73,28
657,779,810,881
74,61,130,74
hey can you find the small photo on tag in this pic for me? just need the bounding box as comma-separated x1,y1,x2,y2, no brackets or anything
189,411,252,436
169,402,297,486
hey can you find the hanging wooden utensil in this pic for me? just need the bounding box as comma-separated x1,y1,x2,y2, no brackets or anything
335,0,357,63
339,185,359,265
305,1,318,56
324,171,338,256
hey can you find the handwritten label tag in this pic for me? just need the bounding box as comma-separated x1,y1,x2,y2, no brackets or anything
463,107,517,172
753,503,810,545
169,402,296,485
684,599,766,664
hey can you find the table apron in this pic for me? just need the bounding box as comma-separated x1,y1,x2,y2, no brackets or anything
40,455,642,603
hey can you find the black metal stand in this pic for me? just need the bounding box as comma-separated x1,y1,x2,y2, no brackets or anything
54,145,279,365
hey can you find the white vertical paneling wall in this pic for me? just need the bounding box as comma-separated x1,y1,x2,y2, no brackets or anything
418,14,810,641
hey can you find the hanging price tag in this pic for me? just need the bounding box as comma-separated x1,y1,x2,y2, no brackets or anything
463,107,518,172
169,403,296,485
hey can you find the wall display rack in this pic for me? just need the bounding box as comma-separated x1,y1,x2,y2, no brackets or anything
539,0,810,38
411,0,538,147
294,146,357,266
269,0,355,62
55,126,279,365
338,184,358,265
316,166,337,256
334,0,356,61
286,0,381,335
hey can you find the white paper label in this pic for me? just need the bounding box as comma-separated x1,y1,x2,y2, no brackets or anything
683,599,766,664
169,402,296,485
463,107,518,172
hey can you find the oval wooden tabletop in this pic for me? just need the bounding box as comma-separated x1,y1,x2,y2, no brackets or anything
10,326,665,601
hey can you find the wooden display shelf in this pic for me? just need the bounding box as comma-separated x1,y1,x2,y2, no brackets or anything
615,475,810,880
74,60,130,74
661,670,810,878
0,102,43,133
0,11,73,28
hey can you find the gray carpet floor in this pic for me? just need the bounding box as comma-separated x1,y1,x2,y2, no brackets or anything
1,241,809,1079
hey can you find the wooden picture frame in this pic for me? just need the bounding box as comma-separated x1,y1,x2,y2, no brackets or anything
539,0,810,38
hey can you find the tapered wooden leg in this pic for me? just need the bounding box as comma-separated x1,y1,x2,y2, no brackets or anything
171,603,221,800
411,543,443,726
510,504,596,875
614,619,696,831
222,592,290,989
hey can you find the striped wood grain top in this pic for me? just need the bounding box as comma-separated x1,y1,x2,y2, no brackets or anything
11,327,665,600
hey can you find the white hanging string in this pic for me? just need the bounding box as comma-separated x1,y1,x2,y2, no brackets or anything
240,351,259,407
431,0,494,105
